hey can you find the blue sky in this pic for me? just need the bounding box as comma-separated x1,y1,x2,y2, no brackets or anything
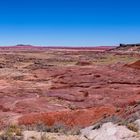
0,0,140,46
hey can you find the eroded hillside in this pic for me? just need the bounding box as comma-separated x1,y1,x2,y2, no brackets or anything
0,47,139,130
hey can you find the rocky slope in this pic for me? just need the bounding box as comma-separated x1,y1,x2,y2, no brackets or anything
111,45,140,53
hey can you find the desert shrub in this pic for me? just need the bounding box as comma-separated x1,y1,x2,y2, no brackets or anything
0,124,22,140
21,122,81,136
40,135,56,140
127,123,138,132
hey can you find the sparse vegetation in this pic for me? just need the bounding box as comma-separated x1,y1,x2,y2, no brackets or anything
20,122,81,135
127,123,139,132
0,124,22,140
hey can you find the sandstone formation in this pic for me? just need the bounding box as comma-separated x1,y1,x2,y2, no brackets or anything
80,121,140,140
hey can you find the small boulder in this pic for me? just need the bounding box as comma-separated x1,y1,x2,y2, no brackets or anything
134,119,140,130
80,122,139,140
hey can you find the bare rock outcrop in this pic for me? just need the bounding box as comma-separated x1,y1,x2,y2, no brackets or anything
81,122,140,140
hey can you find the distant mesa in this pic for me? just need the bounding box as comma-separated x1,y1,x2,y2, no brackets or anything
119,43,140,47
0,44,39,50
16,44,33,47
13,44,36,49
111,43,140,52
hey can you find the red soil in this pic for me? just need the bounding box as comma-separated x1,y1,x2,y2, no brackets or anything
0,47,139,129
18,105,116,127
17,63,140,127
